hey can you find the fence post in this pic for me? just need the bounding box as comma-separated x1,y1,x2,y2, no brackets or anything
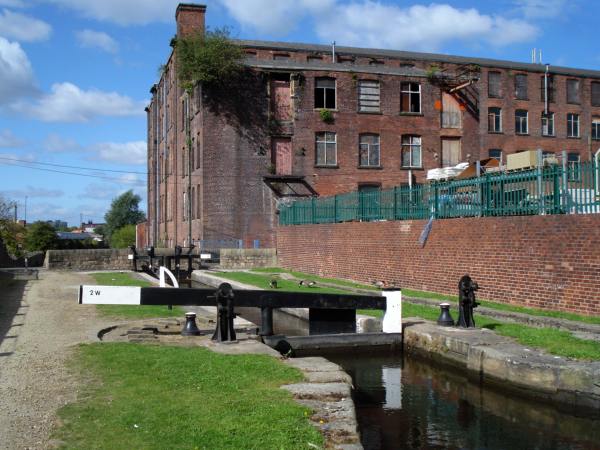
334,195,338,222
433,183,439,219
311,197,316,224
393,186,398,220
553,164,561,214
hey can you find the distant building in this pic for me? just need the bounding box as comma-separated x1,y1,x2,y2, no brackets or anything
56,231,103,242
47,220,68,229
147,3,600,248
80,221,104,234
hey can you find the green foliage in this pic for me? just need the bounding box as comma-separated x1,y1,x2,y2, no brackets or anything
175,28,244,92
104,190,145,242
54,344,322,449
0,194,24,256
426,63,441,80
319,108,334,123
110,224,136,249
24,221,59,252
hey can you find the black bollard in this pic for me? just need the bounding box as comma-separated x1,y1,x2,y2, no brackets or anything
181,312,201,336
456,275,480,328
260,306,274,336
437,303,454,326
129,245,137,272
212,283,237,342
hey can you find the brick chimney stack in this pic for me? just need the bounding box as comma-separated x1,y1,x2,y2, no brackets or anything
176,3,206,38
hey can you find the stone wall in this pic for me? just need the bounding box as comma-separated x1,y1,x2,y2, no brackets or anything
219,248,277,269
277,215,600,316
44,249,133,271
0,239,44,268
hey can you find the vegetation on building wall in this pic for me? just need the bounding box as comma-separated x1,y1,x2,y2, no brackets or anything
174,28,244,93
319,108,334,124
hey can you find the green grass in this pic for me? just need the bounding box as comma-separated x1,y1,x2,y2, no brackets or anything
215,271,357,295
361,303,600,361
90,272,184,319
251,267,379,291
54,343,322,450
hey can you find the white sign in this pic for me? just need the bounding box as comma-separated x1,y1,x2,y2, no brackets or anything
200,253,212,260
382,290,402,333
79,285,141,305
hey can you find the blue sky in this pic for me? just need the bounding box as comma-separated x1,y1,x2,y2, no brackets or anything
0,0,597,226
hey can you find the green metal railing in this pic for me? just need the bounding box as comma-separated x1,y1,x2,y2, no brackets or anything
279,160,600,225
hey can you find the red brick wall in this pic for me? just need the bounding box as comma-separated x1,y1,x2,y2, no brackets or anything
276,215,600,316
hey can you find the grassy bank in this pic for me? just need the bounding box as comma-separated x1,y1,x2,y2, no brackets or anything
54,343,322,449
215,271,353,295
90,272,184,319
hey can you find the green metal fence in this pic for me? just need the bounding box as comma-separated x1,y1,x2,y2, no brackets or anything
279,160,600,225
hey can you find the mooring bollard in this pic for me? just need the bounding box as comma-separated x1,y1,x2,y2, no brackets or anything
437,303,454,326
457,275,480,328
260,306,274,336
181,312,201,336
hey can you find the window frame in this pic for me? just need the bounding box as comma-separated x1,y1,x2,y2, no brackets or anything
541,112,555,137
400,82,421,114
488,149,502,163
567,113,580,138
358,79,381,113
315,131,337,167
567,152,581,181
592,81,600,107
314,77,336,110
515,109,529,135
566,79,581,104
488,71,501,98
487,107,502,133
358,134,381,168
401,135,422,168
592,118,600,140
514,74,528,100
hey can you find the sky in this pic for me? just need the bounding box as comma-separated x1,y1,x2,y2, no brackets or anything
0,0,598,226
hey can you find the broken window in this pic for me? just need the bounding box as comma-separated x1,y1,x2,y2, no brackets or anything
314,78,336,109
515,110,528,134
401,135,422,168
359,134,380,167
567,113,580,138
592,82,600,107
541,112,555,136
400,82,421,113
488,71,501,98
567,79,580,104
358,80,380,113
487,107,502,133
515,74,528,100
315,132,337,166
540,75,555,103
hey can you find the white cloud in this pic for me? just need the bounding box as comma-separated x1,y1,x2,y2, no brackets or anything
313,2,538,52
0,1,25,8
0,129,24,148
0,9,52,42
43,133,83,152
513,0,566,19
90,141,147,165
2,186,64,198
13,82,145,122
46,0,181,26
75,29,119,53
0,37,36,105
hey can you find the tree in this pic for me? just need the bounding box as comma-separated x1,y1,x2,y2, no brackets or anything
104,190,145,241
0,194,24,256
110,224,136,249
24,221,59,252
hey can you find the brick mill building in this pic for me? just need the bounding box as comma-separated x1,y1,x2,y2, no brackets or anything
146,3,600,249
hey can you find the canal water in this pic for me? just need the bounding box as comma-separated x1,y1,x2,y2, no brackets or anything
328,353,600,450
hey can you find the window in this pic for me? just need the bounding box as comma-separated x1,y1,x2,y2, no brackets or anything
358,80,380,112
541,113,554,136
314,78,336,109
567,113,580,138
488,71,501,98
183,191,187,221
359,134,380,167
273,53,290,60
488,149,502,162
307,55,322,63
488,107,502,133
191,186,196,220
401,135,422,168
400,82,421,113
567,152,581,181
540,75,555,103
515,110,528,134
515,74,528,100
315,132,337,166
592,82,600,107
567,79,580,104
592,118,600,140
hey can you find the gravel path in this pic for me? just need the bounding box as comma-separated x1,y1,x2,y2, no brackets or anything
0,271,120,450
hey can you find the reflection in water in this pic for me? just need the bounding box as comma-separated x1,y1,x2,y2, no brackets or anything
330,354,600,450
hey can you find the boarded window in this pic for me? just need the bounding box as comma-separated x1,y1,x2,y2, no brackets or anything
315,132,337,166
315,78,336,109
488,71,501,98
400,82,421,113
515,74,528,100
567,79,580,104
592,82,600,107
540,75,555,103
359,134,380,167
358,80,380,112
442,93,462,128
441,139,461,167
